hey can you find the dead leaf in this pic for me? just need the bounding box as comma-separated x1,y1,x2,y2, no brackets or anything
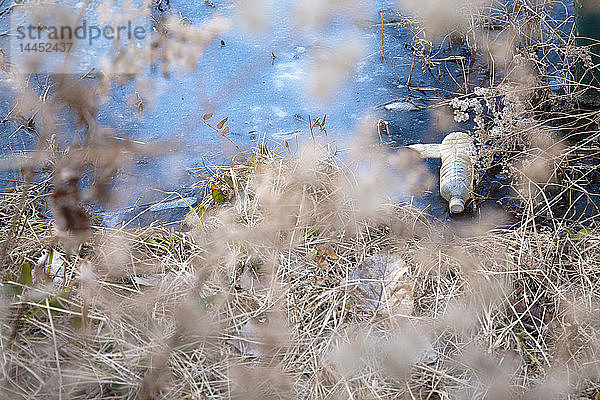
315,255,328,269
348,250,413,317
317,244,338,259
202,112,213,120
216,117,228,129
322,247,338,260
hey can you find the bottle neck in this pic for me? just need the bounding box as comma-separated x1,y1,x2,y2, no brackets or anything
449,197,465,214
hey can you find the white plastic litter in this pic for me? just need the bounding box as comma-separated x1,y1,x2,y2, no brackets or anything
407,132,475,214
383,100,418,111
37,249,66,283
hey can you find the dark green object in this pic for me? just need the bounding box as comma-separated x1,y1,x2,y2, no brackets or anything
575,0,600,106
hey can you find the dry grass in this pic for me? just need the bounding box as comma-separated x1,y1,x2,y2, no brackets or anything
2,136,600,399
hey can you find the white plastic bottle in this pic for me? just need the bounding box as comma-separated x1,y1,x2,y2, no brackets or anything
407,132,474,214
438,132,474,213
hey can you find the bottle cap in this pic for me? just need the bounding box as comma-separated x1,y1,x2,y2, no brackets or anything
449,197,465,214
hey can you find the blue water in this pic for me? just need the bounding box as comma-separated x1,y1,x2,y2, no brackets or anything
0,0,574,225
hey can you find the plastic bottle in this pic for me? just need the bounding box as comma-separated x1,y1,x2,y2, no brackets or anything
407,132,474,214
406,143,441,158
438,132,474,214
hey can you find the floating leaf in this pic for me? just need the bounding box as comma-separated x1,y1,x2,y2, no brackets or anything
216,117,228,129
221,126,229,135
202,112,213,120
211,186,225,203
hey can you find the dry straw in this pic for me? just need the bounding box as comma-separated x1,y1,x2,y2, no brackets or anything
2,130,600,398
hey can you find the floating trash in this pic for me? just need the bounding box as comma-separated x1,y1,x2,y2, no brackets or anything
380,99,419,111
